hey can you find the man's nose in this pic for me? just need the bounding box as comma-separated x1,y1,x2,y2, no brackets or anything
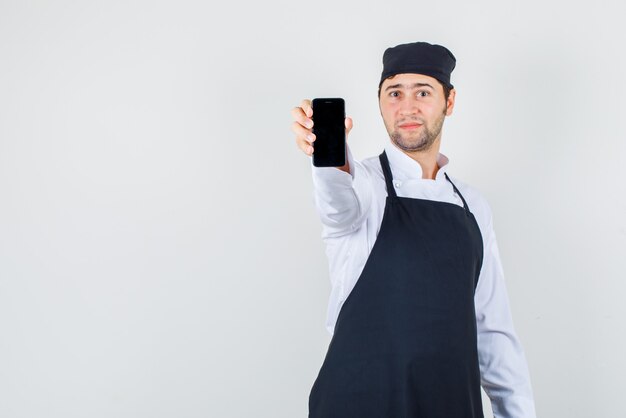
399,97,419,115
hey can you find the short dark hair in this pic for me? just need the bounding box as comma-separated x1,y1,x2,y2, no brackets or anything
378,79,452,103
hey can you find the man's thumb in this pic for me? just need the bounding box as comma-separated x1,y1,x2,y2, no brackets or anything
345,117,353,138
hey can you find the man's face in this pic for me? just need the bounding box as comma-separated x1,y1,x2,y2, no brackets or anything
379,73,455,153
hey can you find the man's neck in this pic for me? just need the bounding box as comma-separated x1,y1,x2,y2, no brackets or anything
399,140,441,180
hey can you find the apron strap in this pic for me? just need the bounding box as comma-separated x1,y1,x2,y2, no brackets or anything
444,172,470,216
379,151,397,198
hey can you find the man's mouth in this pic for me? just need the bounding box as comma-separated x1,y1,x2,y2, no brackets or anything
398,123,422,129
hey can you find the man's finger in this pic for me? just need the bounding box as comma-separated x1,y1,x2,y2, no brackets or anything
291,121,315,145
291,105,313,129
296,136,314,156
300,99,313,118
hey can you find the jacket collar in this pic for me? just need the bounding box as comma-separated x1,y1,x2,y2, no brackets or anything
383,141,450,182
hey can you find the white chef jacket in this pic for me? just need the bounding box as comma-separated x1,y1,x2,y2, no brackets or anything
309,140,537,418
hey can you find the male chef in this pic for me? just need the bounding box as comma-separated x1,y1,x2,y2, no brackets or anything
290,41,537,418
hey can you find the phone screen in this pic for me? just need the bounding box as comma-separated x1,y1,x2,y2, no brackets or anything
312,98,346,167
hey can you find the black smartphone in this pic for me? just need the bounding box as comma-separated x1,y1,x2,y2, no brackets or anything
312,98,346,167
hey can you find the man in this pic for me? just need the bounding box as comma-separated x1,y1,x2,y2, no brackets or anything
291,41,537,417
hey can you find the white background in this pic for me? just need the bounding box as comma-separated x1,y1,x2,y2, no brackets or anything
1,1,624,417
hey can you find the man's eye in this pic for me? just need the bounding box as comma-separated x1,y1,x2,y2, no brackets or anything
390,91,399,97
417,91,429,97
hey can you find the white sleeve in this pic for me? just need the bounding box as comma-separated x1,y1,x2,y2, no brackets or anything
310,142,372,238
474,200,538,418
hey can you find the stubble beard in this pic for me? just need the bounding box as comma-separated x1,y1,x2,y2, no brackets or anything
389,105,447,153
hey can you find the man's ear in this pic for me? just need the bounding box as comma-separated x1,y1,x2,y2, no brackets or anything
445,88,456,116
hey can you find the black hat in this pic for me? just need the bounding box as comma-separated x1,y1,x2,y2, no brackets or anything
379,41,456,90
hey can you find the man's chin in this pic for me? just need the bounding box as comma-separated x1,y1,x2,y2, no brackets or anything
391,135,434,152
394,134,422,145
394,140,427,151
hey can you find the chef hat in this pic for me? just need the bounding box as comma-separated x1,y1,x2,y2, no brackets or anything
379,41,457,90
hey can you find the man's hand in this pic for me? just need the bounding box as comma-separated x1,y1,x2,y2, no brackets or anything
290,99,353,173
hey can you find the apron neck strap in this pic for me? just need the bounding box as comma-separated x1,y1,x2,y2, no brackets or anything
379,151,397,198
444,172,470,215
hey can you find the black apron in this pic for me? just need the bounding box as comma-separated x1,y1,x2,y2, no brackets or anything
309,150,485,418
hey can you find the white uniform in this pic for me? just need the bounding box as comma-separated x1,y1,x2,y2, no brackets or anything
310,141,537,417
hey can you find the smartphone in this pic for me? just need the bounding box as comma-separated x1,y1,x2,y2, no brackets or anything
312,98,346,167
